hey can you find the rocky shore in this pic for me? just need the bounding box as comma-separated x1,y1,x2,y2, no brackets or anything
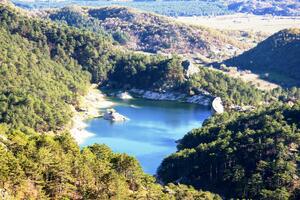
103,108,129,122
129,89,212,106
70,84,114,144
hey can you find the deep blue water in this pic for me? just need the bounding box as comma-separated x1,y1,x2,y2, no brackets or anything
82,97,211,174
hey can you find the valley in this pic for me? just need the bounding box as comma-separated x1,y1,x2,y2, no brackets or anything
0,0,300,199
176,14,300,34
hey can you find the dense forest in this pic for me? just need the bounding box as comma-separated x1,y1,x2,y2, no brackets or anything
0,3,267,107
0,2,264,199
225,28,300,87
1,1,300,199
0,125,222,199
158,102,300,199
0,3,224,199
0,27,90,132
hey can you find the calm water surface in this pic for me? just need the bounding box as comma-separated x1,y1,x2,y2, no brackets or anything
82,97,211,174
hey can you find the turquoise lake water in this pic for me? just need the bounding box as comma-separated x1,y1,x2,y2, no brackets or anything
82,97,211,174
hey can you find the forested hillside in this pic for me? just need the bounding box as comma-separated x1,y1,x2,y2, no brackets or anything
225,28,300,87
0,3,224,199
158,102,300,199
0,2,268,107
48,6,249,59
0,125,222,199
1,1,299,199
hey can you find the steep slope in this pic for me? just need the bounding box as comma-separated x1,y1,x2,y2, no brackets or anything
0,18,90,132
158,102,300,199
225,28,300,87
48,6,250,60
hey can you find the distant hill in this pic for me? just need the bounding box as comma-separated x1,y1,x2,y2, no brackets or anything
224,28,300,87
48,6,250,60
225,0,300,16
12,0,231,16
12,0,300,16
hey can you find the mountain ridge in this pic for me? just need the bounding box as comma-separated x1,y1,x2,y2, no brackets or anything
47,6,253,60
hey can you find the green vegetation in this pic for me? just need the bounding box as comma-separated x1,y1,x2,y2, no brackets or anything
1,2,299,199
186,67,266,106
225,28,300,87
0,4,222,199
158,102,300,199
0,3,266,107
0,22,90,132
0,125,221,199
47,6,269,106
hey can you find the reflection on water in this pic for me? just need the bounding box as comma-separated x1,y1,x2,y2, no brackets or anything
82,97,211,174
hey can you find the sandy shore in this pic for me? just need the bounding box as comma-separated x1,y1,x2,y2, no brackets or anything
70,84,114,144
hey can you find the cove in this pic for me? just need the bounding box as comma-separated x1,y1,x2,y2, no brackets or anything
81,97,211,174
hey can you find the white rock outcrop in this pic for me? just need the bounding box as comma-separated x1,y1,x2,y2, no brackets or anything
117,92,133,100
129,89,211,106
186,95,211,105
103,109,128,122
212,97,224,114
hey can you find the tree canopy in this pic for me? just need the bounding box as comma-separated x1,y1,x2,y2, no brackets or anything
158,102,300,199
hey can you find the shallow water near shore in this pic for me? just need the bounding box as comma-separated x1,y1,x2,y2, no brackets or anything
81,97,211,174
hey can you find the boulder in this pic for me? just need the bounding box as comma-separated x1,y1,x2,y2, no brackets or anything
212,97,224,114
103,109,128,122
117,91,133,100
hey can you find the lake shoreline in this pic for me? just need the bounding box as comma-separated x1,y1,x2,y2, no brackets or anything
107,89,213,107
70,84,115,144
80,92,212,174
70,86,215,145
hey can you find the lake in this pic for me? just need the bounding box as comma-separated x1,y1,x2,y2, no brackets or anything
81,97,211,174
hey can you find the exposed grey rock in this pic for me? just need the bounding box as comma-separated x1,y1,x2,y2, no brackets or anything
182,59,200,77
103,108,128,122
117,91,133,100
129,89,212,106
212,97,224,114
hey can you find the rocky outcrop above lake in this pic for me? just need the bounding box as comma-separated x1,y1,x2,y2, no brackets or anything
212,97,224,114
129,89,212,106
103,108,128,122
